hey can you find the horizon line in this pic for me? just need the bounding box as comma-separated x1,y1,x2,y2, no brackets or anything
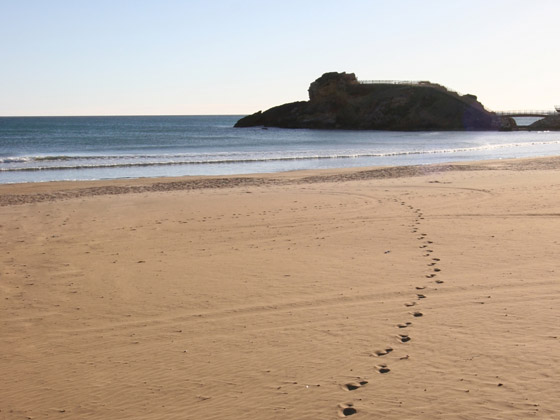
0,114,248,118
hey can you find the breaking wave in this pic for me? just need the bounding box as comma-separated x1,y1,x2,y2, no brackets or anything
2,140,560,172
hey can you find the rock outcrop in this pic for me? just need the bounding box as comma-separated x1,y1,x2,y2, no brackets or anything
235,72,515,131
527,115,560,130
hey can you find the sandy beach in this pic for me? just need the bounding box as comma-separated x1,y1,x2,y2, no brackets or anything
1,157,559,419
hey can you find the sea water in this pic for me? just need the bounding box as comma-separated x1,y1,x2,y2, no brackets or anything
1,115,560,184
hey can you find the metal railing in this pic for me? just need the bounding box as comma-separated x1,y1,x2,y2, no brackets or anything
358,79,465,97
358,80,427,85
495,110,558,116
358,80,559,116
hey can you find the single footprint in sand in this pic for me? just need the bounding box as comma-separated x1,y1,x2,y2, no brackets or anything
416,286,426,290
374,348,394,356
399,334,411,343
338,403,357,417
397,322,412,328
343,380,368,391
404,302,417,307
435,280,444,284
426,274,436,278
376,364,391,374
434,268,441,272
417,294,426,299
432,258,440,261
412,311,423,317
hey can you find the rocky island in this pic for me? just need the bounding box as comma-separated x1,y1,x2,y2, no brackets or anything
235,72,515,131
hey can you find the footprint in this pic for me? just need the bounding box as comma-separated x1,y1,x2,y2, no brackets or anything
338,403,357,417
397,322,412,328
343,380,368,391
374,348,393,356
376,364,391,374
399,334,411,343
415,286,426,290
417,294,426,299
404,302,416,307
432,258,440,261
412,311,423,317
426,274,436,278
435,280,444,284
428,262,436,266
434,268,441,272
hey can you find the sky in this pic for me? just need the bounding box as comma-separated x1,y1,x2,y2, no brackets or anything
0,0,559,116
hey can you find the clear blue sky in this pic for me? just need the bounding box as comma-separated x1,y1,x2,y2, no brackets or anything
1,0,558,116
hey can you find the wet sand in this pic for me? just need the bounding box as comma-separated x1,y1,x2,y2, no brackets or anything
1,157,560,419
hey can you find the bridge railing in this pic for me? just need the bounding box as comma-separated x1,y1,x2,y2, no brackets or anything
494,110,558,116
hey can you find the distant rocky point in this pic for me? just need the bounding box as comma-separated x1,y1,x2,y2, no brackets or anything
527,115,560,131
235,72,515,131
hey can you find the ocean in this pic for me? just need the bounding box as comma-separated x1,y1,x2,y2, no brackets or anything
1,115,560,184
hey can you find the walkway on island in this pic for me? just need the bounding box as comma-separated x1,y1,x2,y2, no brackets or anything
358,80,559,118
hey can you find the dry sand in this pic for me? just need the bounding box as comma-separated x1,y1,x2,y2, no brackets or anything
1,157,559,419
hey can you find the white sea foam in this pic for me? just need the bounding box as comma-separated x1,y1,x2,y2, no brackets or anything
3,140,560,173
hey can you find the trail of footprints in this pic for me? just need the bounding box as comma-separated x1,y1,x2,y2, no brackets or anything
337,200,444,416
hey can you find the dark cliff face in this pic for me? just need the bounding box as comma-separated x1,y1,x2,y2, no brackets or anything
235,72,514,131
528,115,560,130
